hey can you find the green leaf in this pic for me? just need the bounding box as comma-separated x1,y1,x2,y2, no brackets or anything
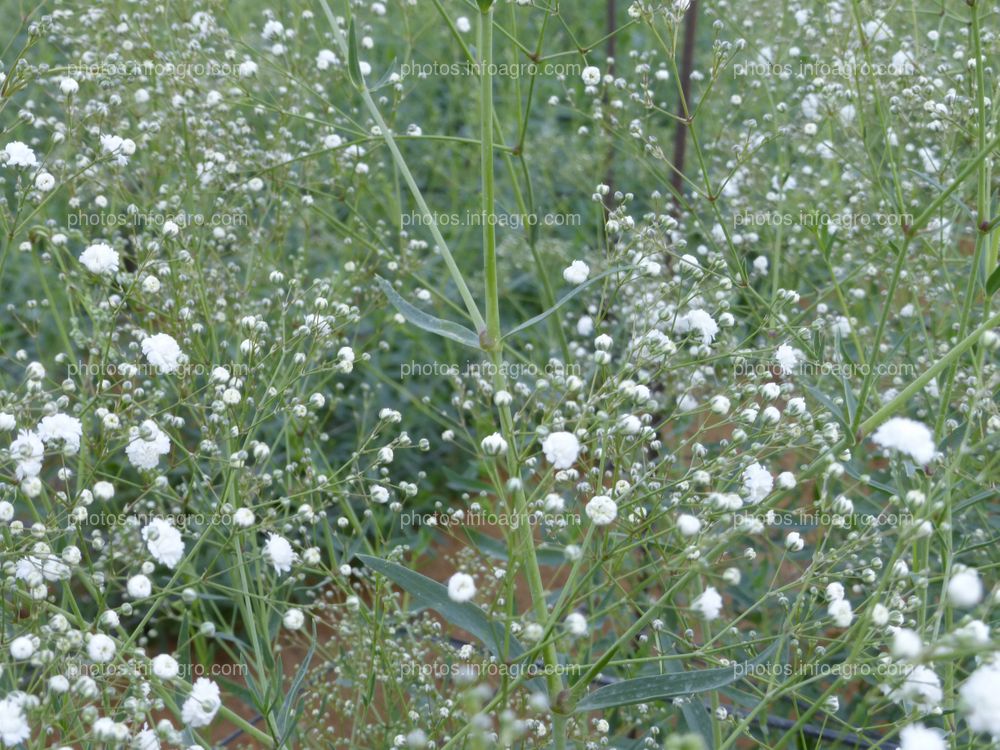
347,19,363,89
987,264,1000,297
664,657,715,749
574,641,781,713
460,528,566,567
275,631,316,743
375,276,481,349
357,554,524,661
368,58,398,91
503,266,632,341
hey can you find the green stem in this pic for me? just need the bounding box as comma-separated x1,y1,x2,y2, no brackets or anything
319,0,486,335
481,8,500,348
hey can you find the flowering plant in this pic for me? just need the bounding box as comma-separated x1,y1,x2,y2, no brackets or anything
0,1,998,750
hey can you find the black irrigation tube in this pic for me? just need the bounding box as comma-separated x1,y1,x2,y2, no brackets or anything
219,629,898,749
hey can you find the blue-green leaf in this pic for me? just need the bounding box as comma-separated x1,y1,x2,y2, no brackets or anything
503,266,633,341
358,554,523,661
375,276,481,349
987,264,1000,297
347,20,363,89
574,641,781,713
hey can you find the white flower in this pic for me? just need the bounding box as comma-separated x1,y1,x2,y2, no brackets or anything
447,572,476,602
959,662,1000,737
565,612,588,636
899,724,945,750
59,77,79,94
709,395,730,414
950,619,989,646
677,514,701,536
181,678,221,727
10,430,44,479
36,414,82,454
3,141,38,168
263,533,296,574
776,471,796,489
93,717,129,743
586,495,618,526
16,553,69,582
127,574,152,598
0,695,29,747
9,636,35,660
239,60,258,77
785,532,804,552
93,481,115,500
828,598,853,627
582,66,601,85
618,414,641,434
126,420,171,470
674,309,719,344
79,242,120,275
456,16,471,33
34,172,55,191
892,628,922,660
562,260,590,284
542,431,580,469
142,519,185,569
742,462,773,503
889,665,943,710
152,654,180,679
775,343,802,374
142,333,184,374
480,432,508,457
692,586,723,620
162,220,180,237
133,727,160,750
233,508,255,527
316,49,339,69
0,414,14,431
87,633,116,663
871,417,935,465
946,568,983,608
100,133,135,165
283,609,305,630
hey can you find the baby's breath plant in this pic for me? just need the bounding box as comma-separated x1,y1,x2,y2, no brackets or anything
1,1,999,750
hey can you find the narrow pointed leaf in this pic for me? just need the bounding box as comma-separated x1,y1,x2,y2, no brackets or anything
574,641,781,712
664,657,715,749
376,276,481,349
987,264,1000,297
347,20,363,88
358,554,524,661
503,266,633,340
